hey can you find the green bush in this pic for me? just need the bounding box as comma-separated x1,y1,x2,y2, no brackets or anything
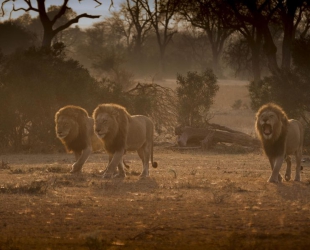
249,36,310,118
176,69,219,127
248,71,308,118
0,21,35,54
0,47,102,152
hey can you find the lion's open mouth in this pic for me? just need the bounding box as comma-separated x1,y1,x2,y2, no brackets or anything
262,124,272,136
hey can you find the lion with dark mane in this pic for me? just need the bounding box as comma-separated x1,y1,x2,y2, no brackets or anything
55,105,103,173
255,103,304,183
93,103,157,178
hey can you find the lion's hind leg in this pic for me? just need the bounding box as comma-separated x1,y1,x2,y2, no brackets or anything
284,155,292,181
137,146,150,178
294,150,302,182
114,160,126,178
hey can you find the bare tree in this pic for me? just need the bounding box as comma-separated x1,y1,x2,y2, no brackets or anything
179,26,211,72
138,0,180,78
124,0,152,56
179,0,235,77
224,0,310,77
278,0,309,69
0,0,102,48
222,0,279,78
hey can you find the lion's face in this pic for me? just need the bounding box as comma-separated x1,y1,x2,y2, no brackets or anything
94,112,118,139
257,110,281,140
56,115,77,139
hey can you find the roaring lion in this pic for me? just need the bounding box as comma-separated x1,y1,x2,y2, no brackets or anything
255,103,304,183
55,105,104,173
92,103,157,178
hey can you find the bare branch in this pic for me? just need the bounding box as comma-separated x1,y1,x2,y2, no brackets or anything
109,0,114,10
94,0,102,8
13,0,38,12
1,0,11,17
126,83,178,128
1,0,39,17
53,13,101,34
51,0,70,25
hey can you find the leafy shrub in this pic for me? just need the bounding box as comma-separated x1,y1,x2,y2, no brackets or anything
0,47,102,152
248,71,308,118
176,69,219,127
0,21,35,54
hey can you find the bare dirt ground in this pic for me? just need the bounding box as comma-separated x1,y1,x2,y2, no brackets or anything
1,150,310,250
1,80,310,250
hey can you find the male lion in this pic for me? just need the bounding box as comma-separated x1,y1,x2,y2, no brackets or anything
93,103,157,178
55,105,103,173
255,103,304,183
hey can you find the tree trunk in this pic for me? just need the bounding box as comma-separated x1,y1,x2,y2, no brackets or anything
250,12,279,75
42,30,54,48
175,125,260,149
250,31,262,82
281,10,295,69
259,23,279,74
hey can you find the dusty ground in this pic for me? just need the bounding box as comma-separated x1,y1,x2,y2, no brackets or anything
1,80,310,249
1,150,310,250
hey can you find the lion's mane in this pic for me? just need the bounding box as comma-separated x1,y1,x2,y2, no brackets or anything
92,103,130,153
255,103,289,158
55,105,89,152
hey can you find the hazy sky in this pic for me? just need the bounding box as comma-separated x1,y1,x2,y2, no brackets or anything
0,0,124,28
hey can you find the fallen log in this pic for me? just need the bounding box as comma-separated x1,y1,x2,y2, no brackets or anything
175,125,260,149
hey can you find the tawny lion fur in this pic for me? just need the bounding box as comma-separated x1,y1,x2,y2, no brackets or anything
55,105,103,173
93,103,157,178
255,103,304,183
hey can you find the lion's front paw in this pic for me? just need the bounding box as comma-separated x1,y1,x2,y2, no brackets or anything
70,163,83,173
278,174,283,182
102,172,114,179
70,166,82,174
285,173,291,181
268,177,279,183
113,172,126,179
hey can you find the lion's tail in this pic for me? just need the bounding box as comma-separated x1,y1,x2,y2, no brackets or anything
152,161,158,168
151,139,158,168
